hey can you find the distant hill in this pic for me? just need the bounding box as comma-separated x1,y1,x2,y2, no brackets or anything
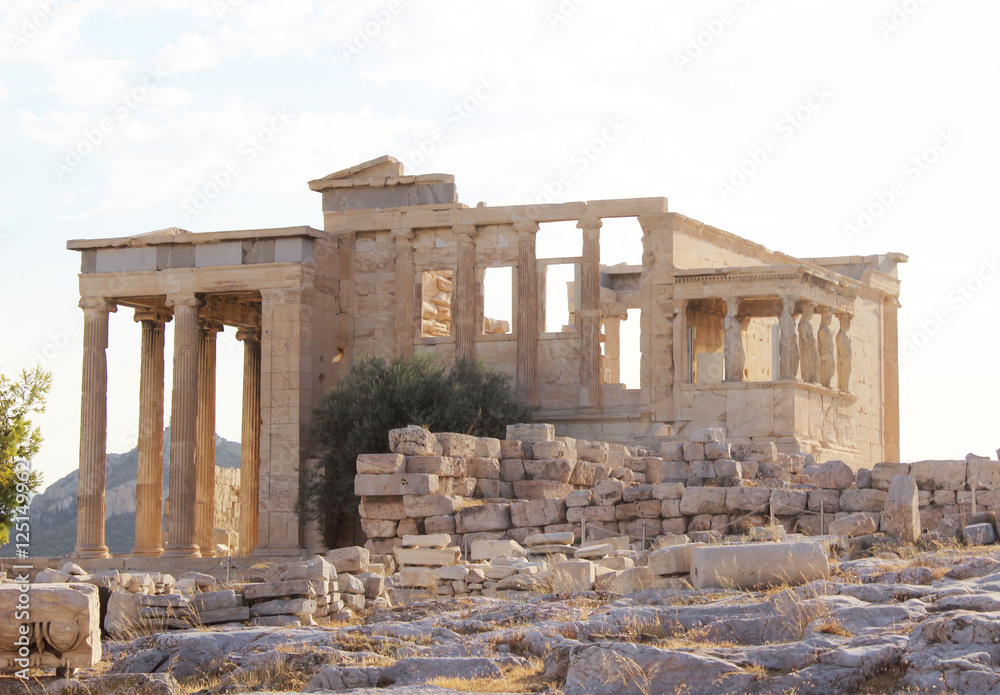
1,428,241,557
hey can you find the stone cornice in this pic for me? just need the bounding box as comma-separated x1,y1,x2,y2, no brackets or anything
67,225,323,251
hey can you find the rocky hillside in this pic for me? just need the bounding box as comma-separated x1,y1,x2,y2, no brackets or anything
2,429,240,557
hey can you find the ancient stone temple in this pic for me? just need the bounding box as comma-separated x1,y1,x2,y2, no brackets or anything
67,155,904,556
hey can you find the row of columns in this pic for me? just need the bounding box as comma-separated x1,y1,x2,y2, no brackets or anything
723,297,853,391
75,293,262,559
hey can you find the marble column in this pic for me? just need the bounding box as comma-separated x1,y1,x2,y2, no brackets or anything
778,297,800,380
578,217,602,408
392,228,415,360
514,219,540,405
74,297,116,559
798,301,820,384
131,308,170,558
454,225,479,361
194,319,222,558
602,315,624,384
723,298,745,382
817,308,836,388
836,312,853,393
882,299,901,462
237,327,261,555
163,293,202,558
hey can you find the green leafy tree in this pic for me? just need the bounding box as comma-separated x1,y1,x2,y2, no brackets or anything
310,353,535,528
0,367,50,545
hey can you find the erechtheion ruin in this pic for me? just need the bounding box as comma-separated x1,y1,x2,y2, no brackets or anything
66,155,905,557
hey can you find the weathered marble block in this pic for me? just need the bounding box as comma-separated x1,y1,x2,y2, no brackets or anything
355,473,439,496
506,423,555,443
0,583,101,671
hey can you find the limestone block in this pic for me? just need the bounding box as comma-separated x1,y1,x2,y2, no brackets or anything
648,542,702,576
325,546,370,574
679,487,728,515
964,523,997,546
807,489,840,513
397,567,438,588
910,460,967,491
704,442,731,460
731,442,778,463
507,423,554,444
436,432,478,458
748,525,787,542
512,480,572,499
249,597,317,618
725,487,770,513
871,462,911,490
770,489,808,516
660,441,685,461
500,459,525,482
470,539,525,561
569,461,598,486
279,556,336,583
643,457,663,484
653,482,684,500
689,460,714,478
967,460,1000,490
468,457,501,479
476,437,502,459
617,501,661,520
692,427,726,443
577,441,609,463
828,513,878,537
476,479,503,498
424,515,456,535
360,518,397,538
566,490,593,507
809,460,856,490
511,498,567,528
357,453,405,474
244,580,320,601
36,570,71,583
402,534,452,547
455,504,512,533
661,461,691,480
394,547,461,567
523,459,574,483
661,499,682,517
840,489,888,512
595,479,625,505
552,561,596,592
574,544,612,560
359,496,407,520
662,517,687,534
406,456,458,477
689,541,829,590
683,442,705,461
397,518,419,536
437,566,469,581
403,494,462,518
714,460,743,478
500,440,524,460
567,505,615,523
601,556,635,571
883,474,921,543
389,426,442,455
623,485,654,503
355,474,439,497
525,531,575,546
607,567,654,595
338,574,365,594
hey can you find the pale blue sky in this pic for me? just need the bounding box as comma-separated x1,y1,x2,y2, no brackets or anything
2,0,997,490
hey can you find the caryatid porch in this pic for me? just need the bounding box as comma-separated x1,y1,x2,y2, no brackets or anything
68,226,333,559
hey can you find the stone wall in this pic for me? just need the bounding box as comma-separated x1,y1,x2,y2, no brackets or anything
356,424,997,556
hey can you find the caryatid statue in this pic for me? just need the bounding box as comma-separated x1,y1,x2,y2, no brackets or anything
778,297,799,380
723,298,745,382
817,308,836,388
836,312,853,392
797,301,819,384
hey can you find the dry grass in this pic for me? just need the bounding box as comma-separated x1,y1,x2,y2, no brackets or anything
428,657,553,693
812,618,853,637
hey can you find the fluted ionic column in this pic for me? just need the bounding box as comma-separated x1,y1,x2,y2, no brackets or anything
393,228,415,359
75,297,116,559
578,217,602,407
723,298,745,382
237,327,261,555
131,307,170,558
194,319,222,558
514,219,540,405
163,293,202,558
454,225,479,361
778,297,800,380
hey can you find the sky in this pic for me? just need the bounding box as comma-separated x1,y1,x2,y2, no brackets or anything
2,0,998,492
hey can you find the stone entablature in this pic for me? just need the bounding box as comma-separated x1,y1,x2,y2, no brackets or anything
67,155,904,556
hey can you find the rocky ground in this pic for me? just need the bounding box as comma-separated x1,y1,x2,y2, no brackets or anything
16,542,1000,695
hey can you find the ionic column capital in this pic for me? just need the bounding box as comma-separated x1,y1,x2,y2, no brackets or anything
454,224,478,243
166,293,202,311
80,296,117,317
391,227,415,243
198,318,224,336
134,307,172,325
236,326,261,343
510,217,539,237
576,216,603,232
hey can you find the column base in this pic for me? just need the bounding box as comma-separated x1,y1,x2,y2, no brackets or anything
130,547,164,558
161,545,202,558
73,546,110,560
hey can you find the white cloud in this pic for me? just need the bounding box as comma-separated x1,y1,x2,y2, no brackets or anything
152,32,227,75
